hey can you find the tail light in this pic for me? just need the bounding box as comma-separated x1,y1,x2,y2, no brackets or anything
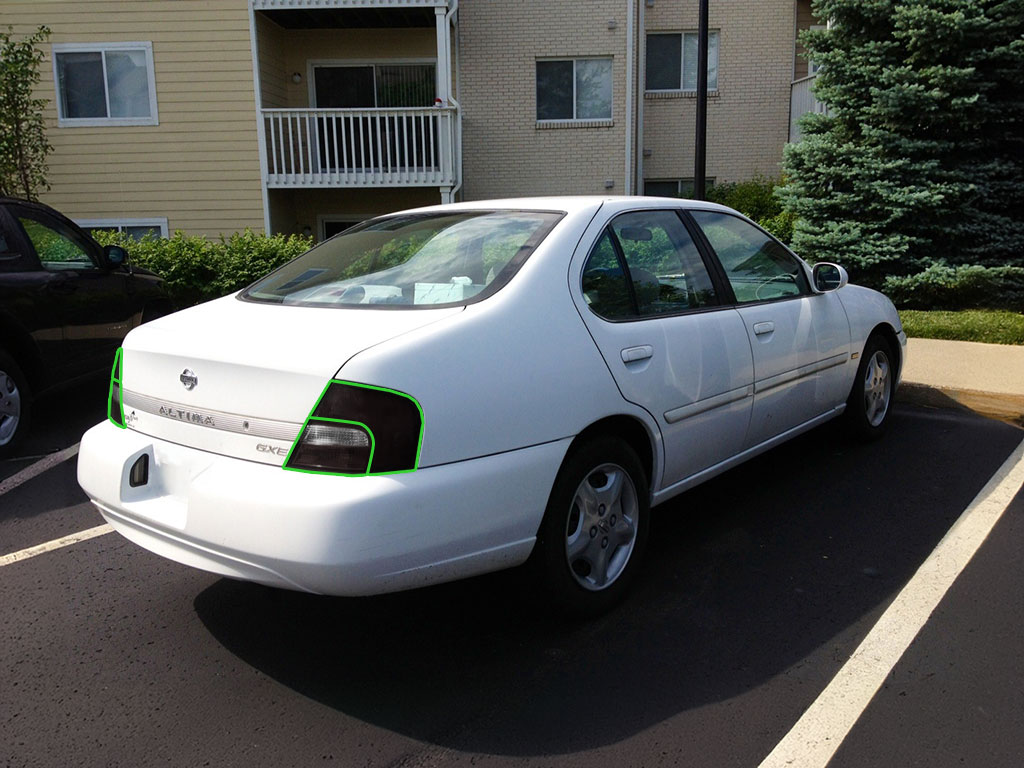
284,380,423,476
108,348,125,428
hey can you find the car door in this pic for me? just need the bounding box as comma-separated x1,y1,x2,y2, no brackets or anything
572,207,754,491
10,203,136,378
688,210,850,448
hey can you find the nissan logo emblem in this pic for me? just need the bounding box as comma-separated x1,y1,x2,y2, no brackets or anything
180,369,198,391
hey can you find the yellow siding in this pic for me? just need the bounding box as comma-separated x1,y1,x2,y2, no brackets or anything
3,0,265,235
272,27,437,109
269,188,439,239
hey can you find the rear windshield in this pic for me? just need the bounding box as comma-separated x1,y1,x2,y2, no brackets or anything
241,210,564,309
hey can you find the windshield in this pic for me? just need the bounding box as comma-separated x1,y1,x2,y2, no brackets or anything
241,210,564,309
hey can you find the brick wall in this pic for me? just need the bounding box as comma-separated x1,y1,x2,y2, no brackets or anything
458,0,631,199
641,0,795,186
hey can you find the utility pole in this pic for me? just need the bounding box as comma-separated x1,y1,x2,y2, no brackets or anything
694,0,709,200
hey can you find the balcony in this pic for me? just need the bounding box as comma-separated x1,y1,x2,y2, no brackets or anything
789,74,827,142
263,107,456,188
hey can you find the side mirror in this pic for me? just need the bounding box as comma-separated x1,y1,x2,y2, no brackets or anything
812,262,848,292
104,244,128,265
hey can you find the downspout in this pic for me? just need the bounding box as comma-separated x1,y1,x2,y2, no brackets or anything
624,0,635,195
446,0,463,199
637,0,645,194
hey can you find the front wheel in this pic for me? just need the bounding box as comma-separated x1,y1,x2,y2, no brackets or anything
0,348,32,458
845,335,894,440
531,437,649,617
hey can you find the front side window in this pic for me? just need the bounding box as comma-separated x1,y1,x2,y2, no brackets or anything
242,210,563,309
691,211,807,303
53,42,158,126
536,58,613,121
646,31,719,92
18,215,98,271
583,210,718,319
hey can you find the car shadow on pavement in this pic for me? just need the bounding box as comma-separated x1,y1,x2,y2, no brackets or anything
193,404,1023,757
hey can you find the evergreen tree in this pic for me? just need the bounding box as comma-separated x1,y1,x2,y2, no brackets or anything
777,0,1024,291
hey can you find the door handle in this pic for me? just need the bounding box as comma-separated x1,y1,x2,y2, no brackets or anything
752,321,775,336
620,345,653,363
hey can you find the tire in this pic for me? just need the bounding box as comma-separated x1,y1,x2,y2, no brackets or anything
845,334,895,440
531,437,650,617
0,348,32,458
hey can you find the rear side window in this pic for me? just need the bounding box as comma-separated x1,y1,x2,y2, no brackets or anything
242,210,563,309
691,211,808,303
582,209,718,320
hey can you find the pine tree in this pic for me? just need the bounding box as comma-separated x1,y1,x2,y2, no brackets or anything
777,0,1024,291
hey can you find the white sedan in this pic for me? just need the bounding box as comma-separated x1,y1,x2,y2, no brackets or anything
77,197,905,614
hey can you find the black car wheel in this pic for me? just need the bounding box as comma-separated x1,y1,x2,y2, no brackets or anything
0,348,31,458
845,334,895,440
531,437,649,617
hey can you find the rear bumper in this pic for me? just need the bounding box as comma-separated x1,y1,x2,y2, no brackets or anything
78,421,568,595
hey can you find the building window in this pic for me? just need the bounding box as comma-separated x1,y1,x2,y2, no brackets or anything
78,218,168,240
646,32,719,92
644,178,715,198
311,62,436,108
536,58,612,121
53,42,158,126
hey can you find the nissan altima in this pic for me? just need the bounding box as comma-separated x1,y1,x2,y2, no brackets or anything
77,197,905,614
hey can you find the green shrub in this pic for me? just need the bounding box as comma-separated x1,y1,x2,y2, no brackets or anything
704,176,782,223
92,229,313,308
883,264,1024,311
701,176,798,245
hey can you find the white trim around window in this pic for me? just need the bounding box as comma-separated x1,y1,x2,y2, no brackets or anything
536,57,614,125
52,42,159,127
77,218,169,239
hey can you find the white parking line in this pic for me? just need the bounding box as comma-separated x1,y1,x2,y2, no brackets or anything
0,523,114,568
0,443,80,498
759,436,1024,768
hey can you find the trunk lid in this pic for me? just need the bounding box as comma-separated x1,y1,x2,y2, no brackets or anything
119,294,462,465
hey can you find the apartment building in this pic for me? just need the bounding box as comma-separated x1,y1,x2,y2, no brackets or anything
3,0,821,240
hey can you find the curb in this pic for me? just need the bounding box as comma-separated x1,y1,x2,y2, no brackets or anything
898,382,1024,428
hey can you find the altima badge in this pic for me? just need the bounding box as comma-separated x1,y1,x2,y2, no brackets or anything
180,369,198,391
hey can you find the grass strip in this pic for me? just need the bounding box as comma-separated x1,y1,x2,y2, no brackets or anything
899,309,1024,345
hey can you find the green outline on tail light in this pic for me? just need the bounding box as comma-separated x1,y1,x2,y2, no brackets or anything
283,418,375,477
107,347,126,429
283,380,424,477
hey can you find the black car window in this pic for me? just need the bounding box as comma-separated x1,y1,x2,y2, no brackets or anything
691,211,808,302
0,212,28,272
17,213,99,272
582,210,718,320
582,230,634,319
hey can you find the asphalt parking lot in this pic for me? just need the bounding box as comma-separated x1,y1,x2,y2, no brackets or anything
2,380,1022,768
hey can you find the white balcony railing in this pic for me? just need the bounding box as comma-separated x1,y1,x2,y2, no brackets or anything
263,107,456,188
789,75,827,142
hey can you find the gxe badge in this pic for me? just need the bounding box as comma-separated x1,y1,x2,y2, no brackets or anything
180,369,198,391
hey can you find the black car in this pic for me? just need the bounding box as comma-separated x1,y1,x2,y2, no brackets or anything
0,198,170,457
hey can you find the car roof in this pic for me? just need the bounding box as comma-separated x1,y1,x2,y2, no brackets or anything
394,195,736,217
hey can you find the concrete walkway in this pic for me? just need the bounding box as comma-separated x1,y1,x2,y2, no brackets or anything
899,338,1024,426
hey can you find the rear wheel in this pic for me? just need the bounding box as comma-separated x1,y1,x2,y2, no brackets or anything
0,349,31,458
532,437,649,616
846,334,894,440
